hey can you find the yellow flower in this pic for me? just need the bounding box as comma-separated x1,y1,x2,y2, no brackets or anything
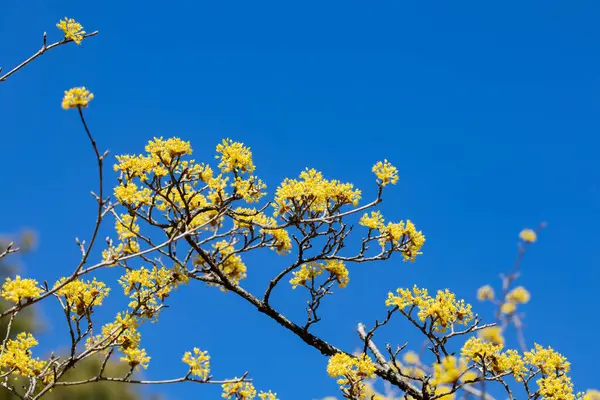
327,353,376,399
289,261,350,289
182,348,210,379
324,260,350,288
432,356,469,385
0,332,46,378
386,286,473,332
290,263,323,288
461,370,478,382
121,347,150,370
145,137,193,165
524,343,570,374
478,326,504,346
537,374,578,400
476,285,495,301
377,219,425,261
519,228,537,243
1,276,42,303
115,214,140,241
402,351,420,365
232,176,266,203
55,277,110,316
461,338,527,380
359,211,385,230
114,182,152,206
56,17,86,44
258,391,278,400
273,168,361,217
584,390,600,400
216,138,256,174
500,301,517,315
62,87,94,109
506,286,530,304
222,381,257,399
372,159,399,186
461,337,503,362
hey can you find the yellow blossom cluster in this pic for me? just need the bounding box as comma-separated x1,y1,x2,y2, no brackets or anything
477,282,530,316
476,285,494,301
56,17,86,44
222,381,257,399
87,312,150,370
385,286,473,332
0,333,46,378
359,211,385,230
523,344,578,399
113,183,152,207
499,286,530,315
519,228,537,242
182,348,210,379
403,351,420,365
461,337,527,381
359,212,425,261
204,241,248,287
220,381,278,400
103,214,143,259
54,277,110,316
216,138,255,174
584,390,600,400
111,138,267,247
506,286,531,304
524,343,570,374
121,347,151,370
215,138,265,203
273,168,361,217
258,391,278,400
1,276,42,303
232,207,292,255
431,356,470,385
289,260,350,289
327,353,376,399
372,159,399,186
119,264,188,319
62,87,94,109
478,326,504,346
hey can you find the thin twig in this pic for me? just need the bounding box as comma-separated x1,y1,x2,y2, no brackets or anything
0,31,99,83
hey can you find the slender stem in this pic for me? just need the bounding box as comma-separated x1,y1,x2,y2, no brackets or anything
0,32,99,83
75,106,104,271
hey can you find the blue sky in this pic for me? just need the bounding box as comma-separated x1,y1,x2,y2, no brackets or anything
1,1,599,398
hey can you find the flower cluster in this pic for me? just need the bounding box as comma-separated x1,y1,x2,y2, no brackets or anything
478,326,504,346
221,382,279,400
385,286,473,332
87,312,150,370
182,348,210,379
119,265,188,319
56,17,86,44
519,228,537,243
0,333,46,378
62,87,94,109
199,241,248,288
372,159,399,186
359,212,425,261
1,276,42,303
221,381,256,399
431,356,471,385
327,353,376,399
54,277,110,317
289,260,350,289
231,207,292,255
273,168,361,217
